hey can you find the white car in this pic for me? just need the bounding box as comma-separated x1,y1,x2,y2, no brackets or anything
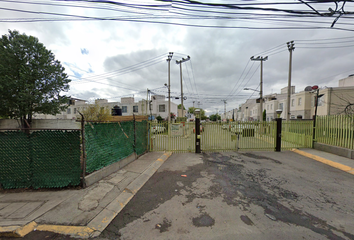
151,125,166,134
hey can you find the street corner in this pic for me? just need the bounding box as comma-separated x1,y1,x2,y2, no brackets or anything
291,148,354,176
0,221,37,238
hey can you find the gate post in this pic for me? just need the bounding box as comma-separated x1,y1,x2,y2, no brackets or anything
275,109,283,152
195,109,201,153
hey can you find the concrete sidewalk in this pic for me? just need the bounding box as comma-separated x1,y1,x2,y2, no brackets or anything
0,151,172,238
292,148,354,175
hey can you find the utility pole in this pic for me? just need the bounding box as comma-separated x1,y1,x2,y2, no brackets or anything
250,56,268,122
221,100,227,120
146,88,148,116
166,52,173,123
176,56,190,118
287,41,295,121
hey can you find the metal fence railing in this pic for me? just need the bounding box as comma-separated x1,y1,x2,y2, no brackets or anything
315,114,354,150
281,120,313,149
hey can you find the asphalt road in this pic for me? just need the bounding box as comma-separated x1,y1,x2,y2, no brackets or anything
4,150,354,240
100,151,354,240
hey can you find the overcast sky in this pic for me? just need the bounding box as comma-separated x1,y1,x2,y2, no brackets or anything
1,0,354,115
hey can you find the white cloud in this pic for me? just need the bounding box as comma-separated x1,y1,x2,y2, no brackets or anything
1,1,354,114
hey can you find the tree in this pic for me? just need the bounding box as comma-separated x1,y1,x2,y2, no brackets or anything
263,109,266,121
209,114,221,121
80,103,111,121
0,30,71,128
177,104,186,110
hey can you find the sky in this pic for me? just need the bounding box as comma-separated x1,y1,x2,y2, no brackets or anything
1,0,354,116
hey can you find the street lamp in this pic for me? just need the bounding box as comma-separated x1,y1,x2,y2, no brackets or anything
244,88,260,92
276,109,283,118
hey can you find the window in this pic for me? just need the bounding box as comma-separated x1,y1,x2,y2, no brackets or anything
74,108,77,114
279,103,283,110
298,98,302,106
291,99,295,107
267,105,269,110
67,108,71,114
122,106,127,113
133,106,138,113
318,96,324,106
159,104,165,112
271,104,273,110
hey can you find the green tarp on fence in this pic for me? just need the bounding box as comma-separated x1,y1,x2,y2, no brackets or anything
85,121,148,173
0,130,81,189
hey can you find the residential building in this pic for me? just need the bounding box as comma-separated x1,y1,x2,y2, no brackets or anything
33,95,178,120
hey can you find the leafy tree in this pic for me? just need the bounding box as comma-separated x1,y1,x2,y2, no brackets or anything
263,109,266,121
209,114,221,121
0,30,70,127
79,103,111,121
177,104,186,110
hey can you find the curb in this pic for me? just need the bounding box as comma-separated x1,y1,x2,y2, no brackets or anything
0,152,172,239
291,149,354,175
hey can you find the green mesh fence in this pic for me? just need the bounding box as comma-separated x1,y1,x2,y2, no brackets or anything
0,131,31,189
85,122,135,173
31,131,81,188
0,130,81,189
135,120,148,155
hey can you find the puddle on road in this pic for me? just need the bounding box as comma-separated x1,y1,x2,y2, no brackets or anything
192,213,215,227
240,215,254,226
241,153,282,164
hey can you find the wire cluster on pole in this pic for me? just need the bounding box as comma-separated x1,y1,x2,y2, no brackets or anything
250,56,268,122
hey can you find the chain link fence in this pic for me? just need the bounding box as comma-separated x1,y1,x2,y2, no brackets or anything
0,118,149,189
0,130,81,189
85,120,148,173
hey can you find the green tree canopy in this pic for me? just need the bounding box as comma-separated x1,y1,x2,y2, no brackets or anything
209,114,221,121
177,104,186,110
0,30,71,126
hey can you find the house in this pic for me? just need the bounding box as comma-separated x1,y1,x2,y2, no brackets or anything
33,95,178,120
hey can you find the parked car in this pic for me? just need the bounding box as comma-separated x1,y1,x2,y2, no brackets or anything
151,125,166,134
222,124,230,130
230,124,255,136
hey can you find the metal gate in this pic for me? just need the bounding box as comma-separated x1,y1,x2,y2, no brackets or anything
149,122,195,152
149,120,312,152
201,121,276,152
